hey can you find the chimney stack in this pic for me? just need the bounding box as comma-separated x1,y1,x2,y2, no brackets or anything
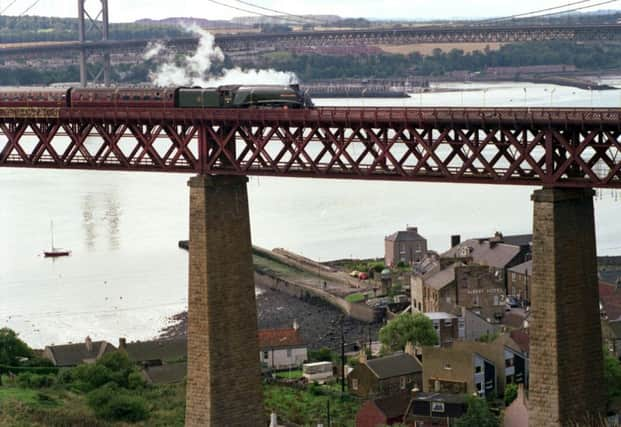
119,337,127,351
85,336,93,352
451,235,461,247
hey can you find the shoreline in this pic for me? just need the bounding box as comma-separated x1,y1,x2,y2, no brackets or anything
159,286,382,351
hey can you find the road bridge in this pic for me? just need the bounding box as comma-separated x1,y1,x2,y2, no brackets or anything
0,104,610,426
1,23,620,59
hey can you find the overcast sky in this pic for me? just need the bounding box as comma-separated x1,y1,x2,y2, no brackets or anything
2,0,620,22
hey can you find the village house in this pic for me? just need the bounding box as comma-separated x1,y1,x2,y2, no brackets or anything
43,337,116,367
443,232,531,295
355,392,412,427
259,321,307,371
385,226,428,267
507,260,532,303
412,262,506,322
403,392,469,426
348,349,423,399
422,337,527,398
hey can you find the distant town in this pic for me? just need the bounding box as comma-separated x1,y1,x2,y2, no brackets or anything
3,221,621,426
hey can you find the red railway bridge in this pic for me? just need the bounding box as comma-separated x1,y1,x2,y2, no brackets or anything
0,105,613,426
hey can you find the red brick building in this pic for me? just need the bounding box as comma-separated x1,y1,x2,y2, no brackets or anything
355,392,412,427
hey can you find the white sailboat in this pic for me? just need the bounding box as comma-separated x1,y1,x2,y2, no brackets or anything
44,221,70,258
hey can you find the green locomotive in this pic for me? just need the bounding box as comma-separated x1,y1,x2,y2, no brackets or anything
175,84,313,109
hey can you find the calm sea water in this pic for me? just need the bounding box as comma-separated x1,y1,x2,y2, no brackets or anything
3,81,621,348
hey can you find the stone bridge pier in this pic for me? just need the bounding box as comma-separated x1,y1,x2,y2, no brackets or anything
185,175,264,426
529,188,605,426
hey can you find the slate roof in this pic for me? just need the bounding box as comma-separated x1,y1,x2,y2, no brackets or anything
425,264,457,291
45,341,116,367
365,352,423,379
142,362,187,385
124,337,187,363
410,392,469,405
509,329,530,354
371,392,412,418
258,328,305,349
442,239,521,269
498,234,532,248
509,260,532,275
386,228,426,242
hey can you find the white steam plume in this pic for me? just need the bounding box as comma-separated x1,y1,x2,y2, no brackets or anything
145,25,298,87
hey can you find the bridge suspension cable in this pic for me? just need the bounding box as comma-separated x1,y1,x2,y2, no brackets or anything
0,0,18,15
16,0,40,16
481,0,620,23
233,0,327,24
205,0,314,26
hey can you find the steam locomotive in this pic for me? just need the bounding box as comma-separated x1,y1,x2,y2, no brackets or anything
0,84,314,109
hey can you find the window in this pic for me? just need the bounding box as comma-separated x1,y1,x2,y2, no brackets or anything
400,377,407,390
505,357,514,368
444,320,452,327
431,402,445,413
286,348,292,358
507,375,514,384
473,295,480,306
475,365,482,374
263,351,269,360
443,363,452,371
352,378,359,390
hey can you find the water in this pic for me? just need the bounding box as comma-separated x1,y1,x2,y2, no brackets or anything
2,81,621,348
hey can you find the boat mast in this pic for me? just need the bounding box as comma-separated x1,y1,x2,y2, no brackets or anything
50,220,55,250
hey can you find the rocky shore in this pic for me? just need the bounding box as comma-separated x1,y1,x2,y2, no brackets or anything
160,286,382,351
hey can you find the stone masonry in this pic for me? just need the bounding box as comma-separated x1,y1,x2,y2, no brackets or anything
185,175,264,426
529,188,605,426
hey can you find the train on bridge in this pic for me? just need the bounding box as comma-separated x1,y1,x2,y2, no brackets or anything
0,85,314,109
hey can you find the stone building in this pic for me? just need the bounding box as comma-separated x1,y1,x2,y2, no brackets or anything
348,351,423,399
422,337,527,398
507,260,532,302
454,265,506,321
385,226,428,267
425,312,464,347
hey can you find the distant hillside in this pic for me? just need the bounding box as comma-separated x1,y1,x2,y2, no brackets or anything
135,17,250,29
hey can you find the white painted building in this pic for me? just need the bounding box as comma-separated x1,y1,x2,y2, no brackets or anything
258,321,308,370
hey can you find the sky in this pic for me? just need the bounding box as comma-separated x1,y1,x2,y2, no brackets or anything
2,0,621,22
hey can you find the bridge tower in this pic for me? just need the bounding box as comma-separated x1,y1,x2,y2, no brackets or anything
529,188,605,426
77,0,111,87
185,174,264,426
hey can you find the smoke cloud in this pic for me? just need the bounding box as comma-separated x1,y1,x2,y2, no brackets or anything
146,25,298,87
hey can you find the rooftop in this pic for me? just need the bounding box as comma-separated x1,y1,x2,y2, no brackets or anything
411,392,469,404
509,260,532,275
600,281,621,322
365,352,423,379
45,339,115,367
425,312,459,320
371,392,412,418
386,226,426,243
124,337,187,363
424,264,457,290
142,362,186,385
258,328,305,349
442,238,521,269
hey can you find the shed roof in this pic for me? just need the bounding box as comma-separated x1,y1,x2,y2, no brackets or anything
125,337,187,363
600,281,621,322
142,362,186,385
365,352,422,379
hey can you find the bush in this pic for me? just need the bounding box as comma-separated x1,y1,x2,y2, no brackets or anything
504,383,518,406
127,371,146,389
87,384,149,422
16,372,55,388
309,348,333,362
72,364,114,391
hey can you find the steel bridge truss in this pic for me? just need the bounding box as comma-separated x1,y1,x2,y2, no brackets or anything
1,108,621,188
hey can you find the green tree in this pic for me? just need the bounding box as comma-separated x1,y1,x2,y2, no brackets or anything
0,328,33,366
455,396,499,427
504,383,518,406
604,353,621,403
378,313,438,352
